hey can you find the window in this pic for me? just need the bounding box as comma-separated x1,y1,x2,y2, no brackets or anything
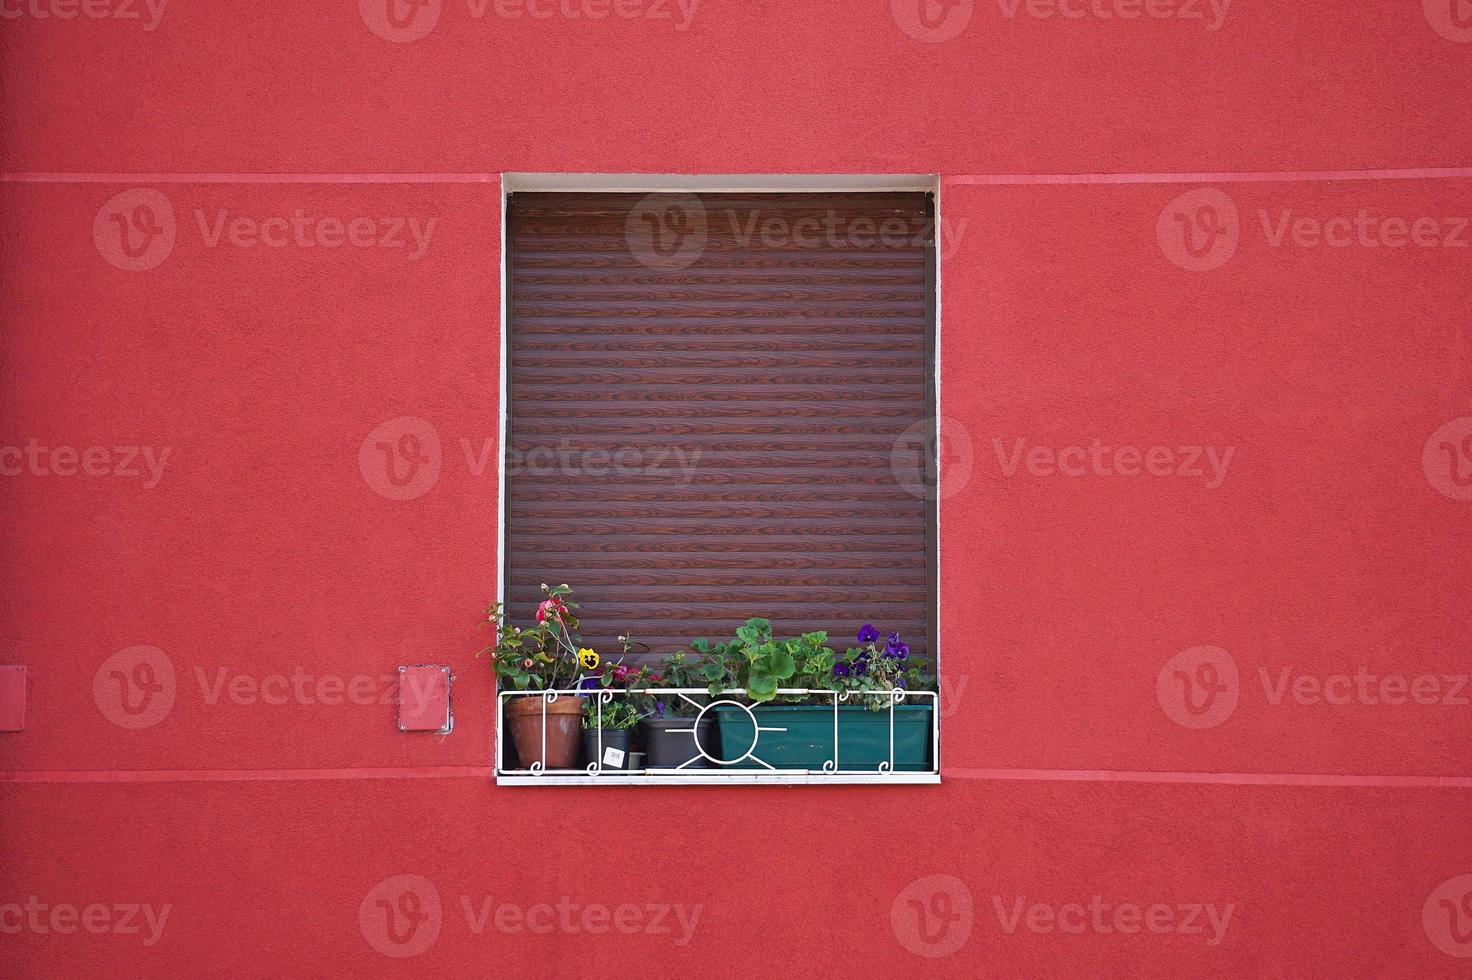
499,176,940,784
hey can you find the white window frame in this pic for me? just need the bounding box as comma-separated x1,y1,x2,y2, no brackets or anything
496,173,944,786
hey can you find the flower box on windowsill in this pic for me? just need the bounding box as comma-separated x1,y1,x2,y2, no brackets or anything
712,701,933,773
495,688,939,786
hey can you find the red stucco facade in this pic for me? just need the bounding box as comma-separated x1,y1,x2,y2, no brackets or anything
2,1,1470,975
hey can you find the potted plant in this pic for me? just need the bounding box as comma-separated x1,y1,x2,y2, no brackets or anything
480,583,599,771
711,621,935,771
580,659,644,772
639,647,724,769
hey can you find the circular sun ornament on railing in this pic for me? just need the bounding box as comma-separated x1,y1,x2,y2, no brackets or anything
674,698,788,768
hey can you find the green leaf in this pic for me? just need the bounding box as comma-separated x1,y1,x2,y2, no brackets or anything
747,672,779,702
736,619,771,647
768,648,796,680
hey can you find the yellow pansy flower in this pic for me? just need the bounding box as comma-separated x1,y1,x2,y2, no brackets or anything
577,648,599,670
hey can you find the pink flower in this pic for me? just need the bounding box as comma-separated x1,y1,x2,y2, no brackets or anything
535,597,565,624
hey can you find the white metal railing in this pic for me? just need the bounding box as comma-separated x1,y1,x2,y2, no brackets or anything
495,687,940,785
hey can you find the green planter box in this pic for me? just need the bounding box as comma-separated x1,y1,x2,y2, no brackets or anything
712,704,933,772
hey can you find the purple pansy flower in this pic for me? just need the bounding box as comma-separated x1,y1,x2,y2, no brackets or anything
853,659,868,676
858,624,880,644
833,662,850,678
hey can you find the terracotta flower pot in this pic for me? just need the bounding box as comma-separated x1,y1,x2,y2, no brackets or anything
505,695,584,770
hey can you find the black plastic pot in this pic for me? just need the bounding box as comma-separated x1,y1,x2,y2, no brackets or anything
640,715,719,769
581,728,633,771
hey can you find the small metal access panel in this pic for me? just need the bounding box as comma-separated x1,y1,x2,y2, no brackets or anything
397,665,454,735
0,666,27,732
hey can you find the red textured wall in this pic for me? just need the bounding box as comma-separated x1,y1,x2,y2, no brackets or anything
2,2,1470,976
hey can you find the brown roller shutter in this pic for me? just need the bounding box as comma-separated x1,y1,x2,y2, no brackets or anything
506,191,936,665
